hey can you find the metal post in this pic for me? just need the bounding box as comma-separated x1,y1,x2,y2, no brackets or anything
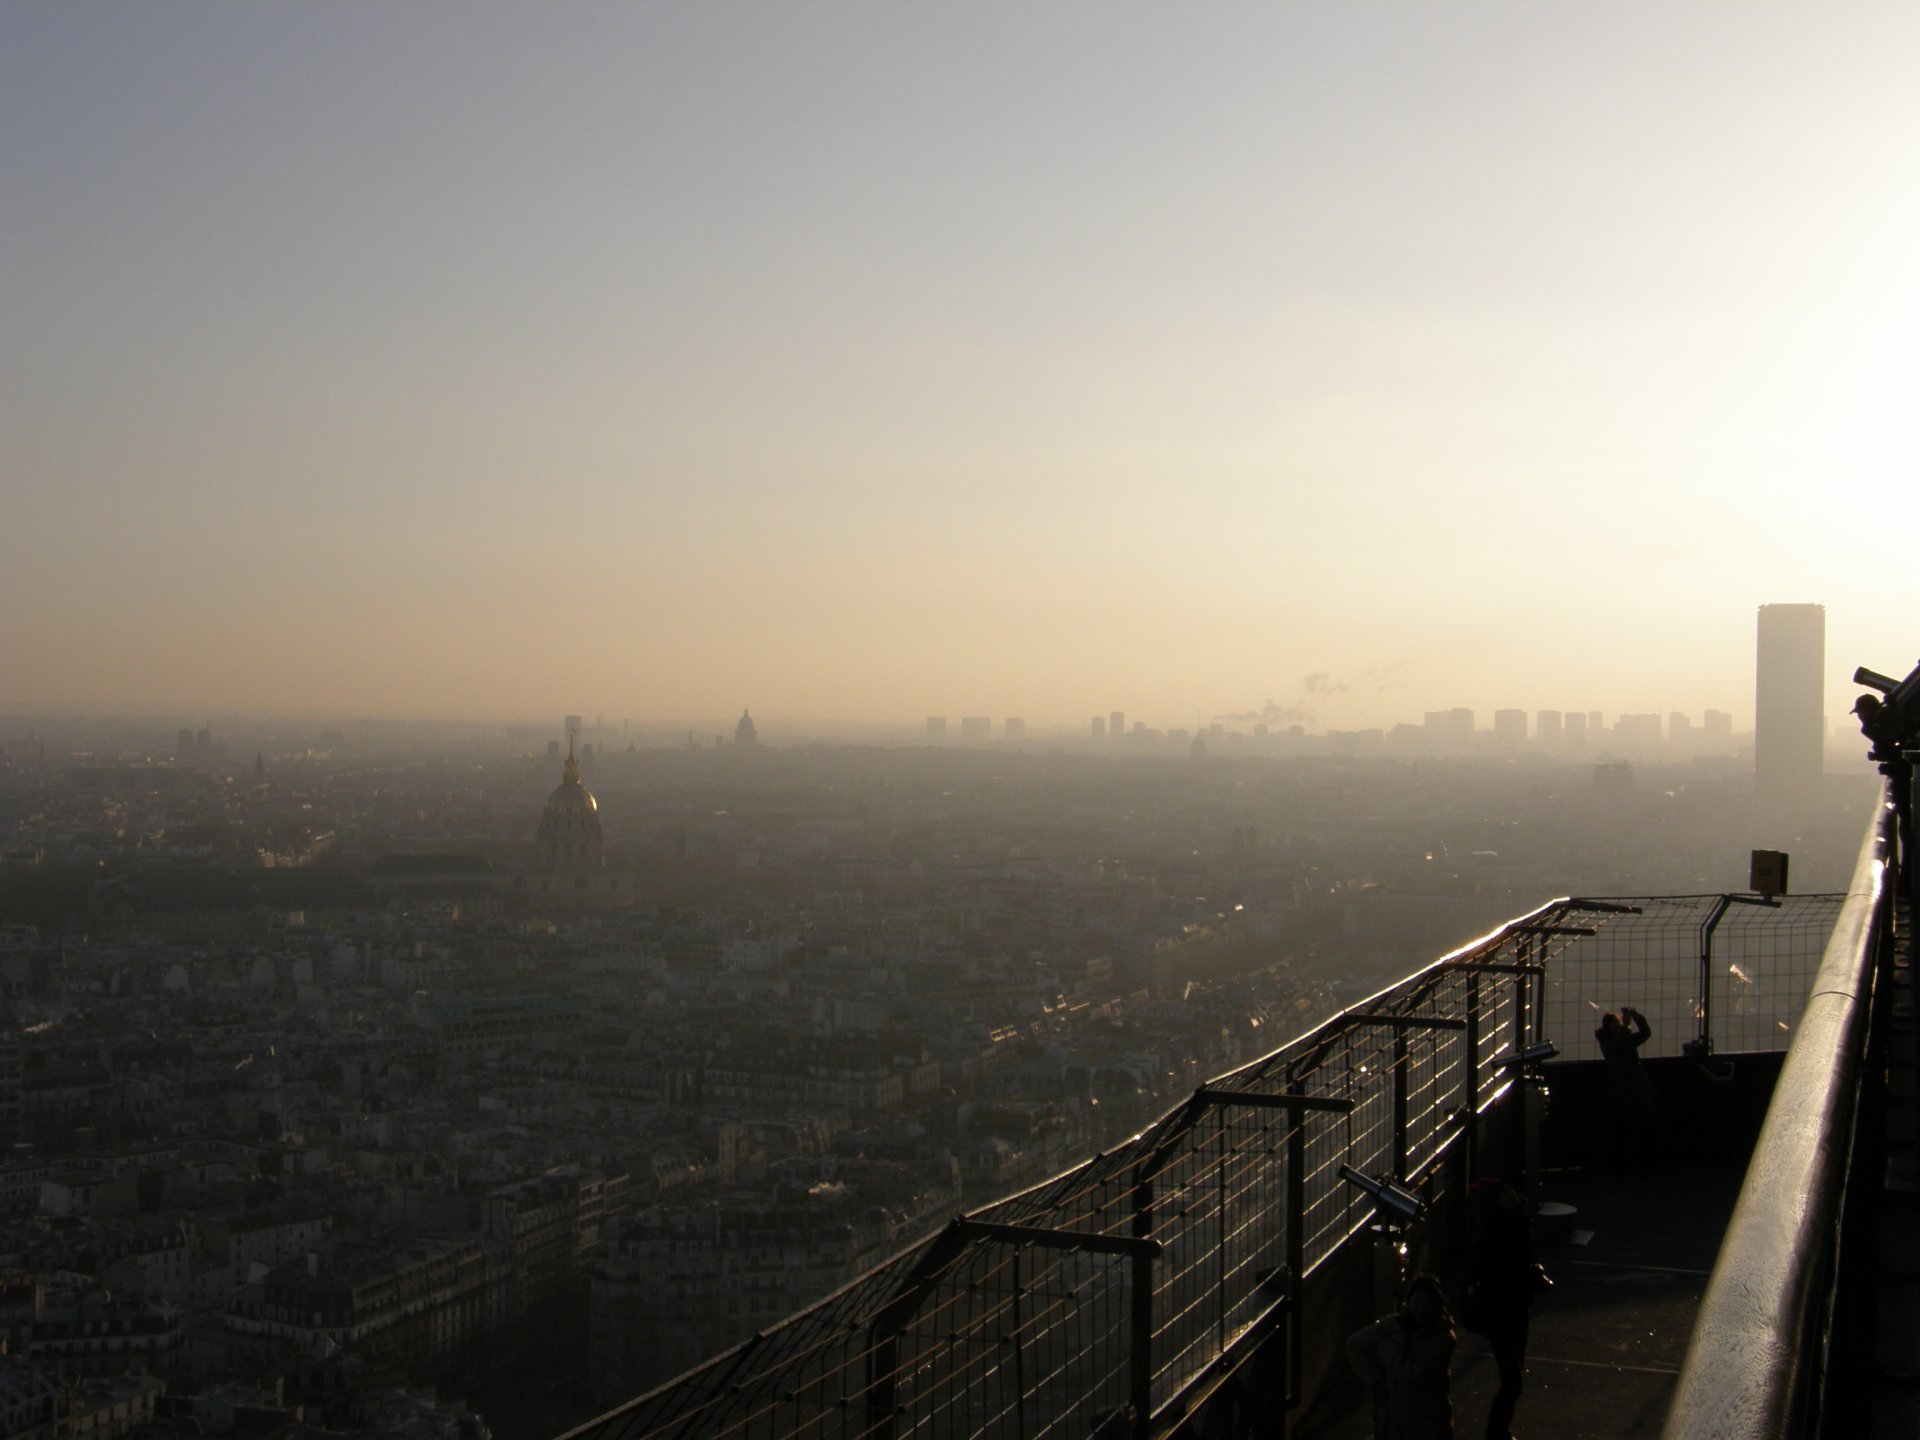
1462,972,1482,1175
1286,1110,1306,1409
1217,1111,1229,1351
1698,894,1732,1056
1392,1023,1410,1180
1522,1071,1546,1202
1131,1249,1155,1439
864,1224,971,1440
1340,1015,1466,1189
1464,972,1482,1113
1698,893,1783,1056
1158,1088,1353,1416
943,1222,1160,1440
1508,923,1599,1057
1010,1249,1027,1439
1515,935,1533,1050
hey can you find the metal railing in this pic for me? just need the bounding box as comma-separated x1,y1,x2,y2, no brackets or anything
1661,785,1898,1440
559,874,1848,1440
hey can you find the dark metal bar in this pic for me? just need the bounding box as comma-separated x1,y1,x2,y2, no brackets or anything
1131,1247,1156,1440
1392,1023,1409,1178
1342,1013,1469,1031
1191,1087,1355,1112
1696,893,1734,1055
1009,1249,1026,1440
863,1224,973,1440
1696,892,1786,1055
955,1220,1161,1260
1286,1114,1305,1410
1132,1091,1209,1195
1464,971,1482,1118
1449,960,1546,977
1516,935,1534,1049
1217,1109,1229,1352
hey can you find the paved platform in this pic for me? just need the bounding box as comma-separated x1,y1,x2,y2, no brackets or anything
1301,1161,1744,1440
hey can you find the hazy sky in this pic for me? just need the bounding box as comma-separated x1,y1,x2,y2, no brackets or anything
6,5,1916,732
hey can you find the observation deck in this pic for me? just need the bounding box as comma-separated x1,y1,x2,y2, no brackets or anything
558,741,1915,1440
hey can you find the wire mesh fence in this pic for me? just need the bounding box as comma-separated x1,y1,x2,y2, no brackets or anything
1540,894,1844,1061
562,890,1838,1440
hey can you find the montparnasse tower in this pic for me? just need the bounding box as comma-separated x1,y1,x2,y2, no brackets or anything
537,716,604,870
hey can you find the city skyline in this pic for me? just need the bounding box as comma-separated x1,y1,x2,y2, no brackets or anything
6,6,1917,731
0,692,1854,752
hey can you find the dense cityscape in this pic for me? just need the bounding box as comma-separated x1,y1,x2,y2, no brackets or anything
0,653,1876,1439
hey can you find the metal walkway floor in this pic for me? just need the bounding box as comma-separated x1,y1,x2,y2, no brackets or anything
1302,1161,1744,1440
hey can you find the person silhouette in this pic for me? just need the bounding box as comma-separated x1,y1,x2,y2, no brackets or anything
1596,1005,1656,1155
1461,1180,1548,1440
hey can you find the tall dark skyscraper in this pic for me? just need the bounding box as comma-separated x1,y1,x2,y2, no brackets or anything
1755,603,1825,804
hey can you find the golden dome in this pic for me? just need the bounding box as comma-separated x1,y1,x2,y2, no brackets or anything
537,741,603,869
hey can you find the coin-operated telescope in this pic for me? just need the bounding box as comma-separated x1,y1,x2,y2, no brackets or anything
1853,661,1920,765
1855,660,1920,905
1495,1042,1559,1074
1340,1164,1426,1312
1338,1165,1425,1226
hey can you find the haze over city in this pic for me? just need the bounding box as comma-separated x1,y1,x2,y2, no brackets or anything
7,5,1916,729
10,12,1920,1436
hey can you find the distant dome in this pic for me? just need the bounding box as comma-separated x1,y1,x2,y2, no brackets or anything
537,747,603,870
735,709,758,745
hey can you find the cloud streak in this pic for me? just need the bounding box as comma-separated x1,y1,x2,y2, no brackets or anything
1215,672,1353,726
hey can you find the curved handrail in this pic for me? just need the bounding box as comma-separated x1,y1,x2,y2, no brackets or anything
1660,785,1894,1440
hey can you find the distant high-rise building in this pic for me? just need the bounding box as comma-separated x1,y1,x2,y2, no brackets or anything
1493,709,1527,744
1755,603,1825,803
1705,709,1734,742
960,716,991,743
1004,718,1026,741
925,717,947,741
1669,712,1693,740
1536,710,1563,743
1090,716,1106,740
1587,711,1604,735
1109,711,1125,741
